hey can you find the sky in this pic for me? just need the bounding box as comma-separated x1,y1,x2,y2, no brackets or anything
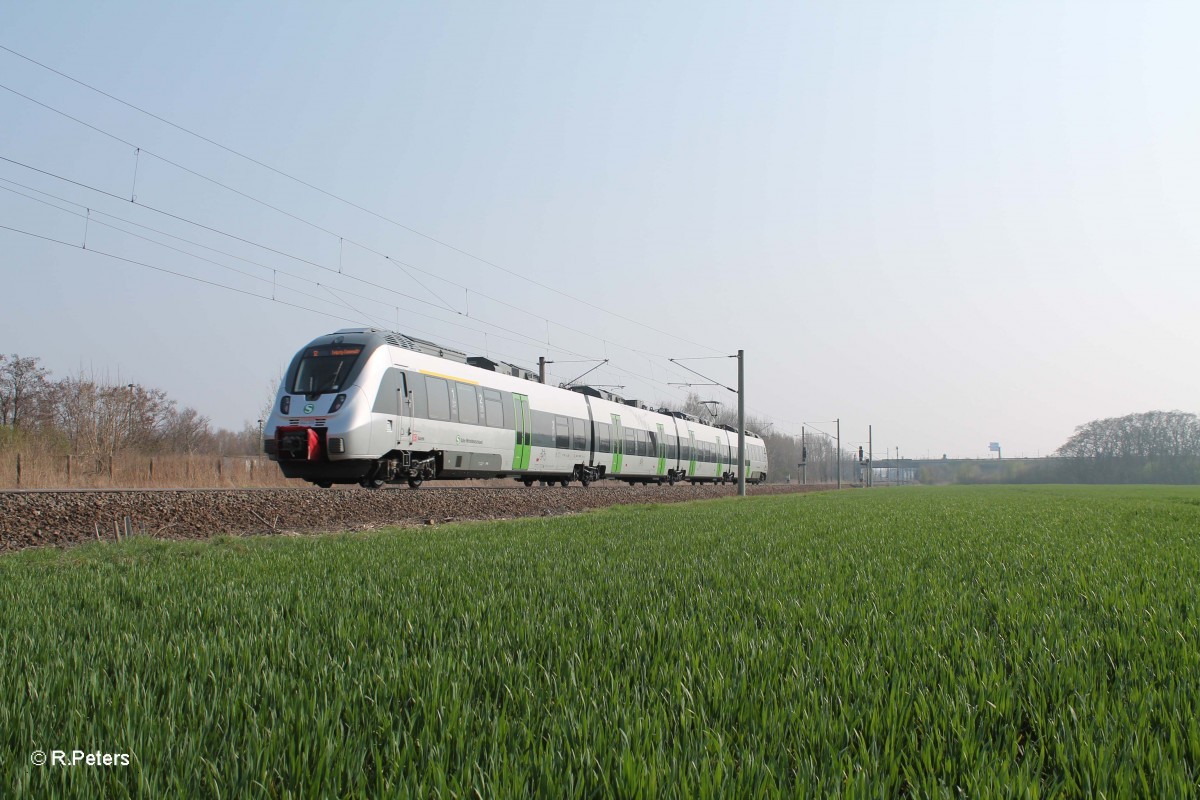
1,1,1196,460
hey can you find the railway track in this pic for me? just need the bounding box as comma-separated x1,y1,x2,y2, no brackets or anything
0,483,832,553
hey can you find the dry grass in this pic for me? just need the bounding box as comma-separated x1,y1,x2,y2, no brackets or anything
0,451,304,489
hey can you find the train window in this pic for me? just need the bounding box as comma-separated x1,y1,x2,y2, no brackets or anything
528,411,549,448
571,418,586,451
501,392,514,429
648,431,658,454
483,388,504,428
407,373,427,419
291,345,363,395
426,376,450,421
625,428,635,458
372,368,404,415
555,417,570,450
597,423,610,453
456,383,478,425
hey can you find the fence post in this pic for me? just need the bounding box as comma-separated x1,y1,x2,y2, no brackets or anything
149,458,154,481
67,454,72,485
109,455,114,484
15,453,20,488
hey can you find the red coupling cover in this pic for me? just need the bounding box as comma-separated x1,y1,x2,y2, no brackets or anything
276,426,321,460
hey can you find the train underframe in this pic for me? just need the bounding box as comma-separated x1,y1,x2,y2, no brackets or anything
274,427,763,489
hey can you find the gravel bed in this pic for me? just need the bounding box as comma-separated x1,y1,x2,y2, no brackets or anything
0,483,833,552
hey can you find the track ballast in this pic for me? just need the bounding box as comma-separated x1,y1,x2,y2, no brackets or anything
1,483,831,552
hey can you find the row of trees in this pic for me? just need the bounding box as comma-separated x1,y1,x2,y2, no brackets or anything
918,410,1200,485
1044,410,1200,484
0,354,262,459
1056,410,1200,459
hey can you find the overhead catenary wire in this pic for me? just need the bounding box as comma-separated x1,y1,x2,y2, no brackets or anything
0,57,725,355
0,66,738,407
0,181,631,367
0,188,699,407
0,80,462,315
0,173,469,325
0,151,702,392
0,219,565,373
0,52,853,429
0,222,367,326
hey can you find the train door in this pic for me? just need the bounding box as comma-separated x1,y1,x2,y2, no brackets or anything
371,366,408,455
687,430,697,476
656,423,667,476
512,394,531,470
611,413,623,475
715,436,724,479
391,357,411,443
584,396,595,466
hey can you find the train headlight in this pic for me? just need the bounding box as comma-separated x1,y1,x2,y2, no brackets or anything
328,393,347,413
281,396,291,414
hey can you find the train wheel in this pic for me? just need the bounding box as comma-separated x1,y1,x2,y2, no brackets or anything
407,478,423,489
580,477,591,488
315,480,333,489
523,478,534,487
560,479,570,488
360,477,386,489
668,475,676,486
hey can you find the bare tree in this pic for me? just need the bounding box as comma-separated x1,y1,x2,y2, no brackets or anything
47,373,175,458
161,407,213,455
0,354,51,430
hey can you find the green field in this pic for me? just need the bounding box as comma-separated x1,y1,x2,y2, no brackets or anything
3,486,1200,797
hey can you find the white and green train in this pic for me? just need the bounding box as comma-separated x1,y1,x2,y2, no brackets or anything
266,329,768,489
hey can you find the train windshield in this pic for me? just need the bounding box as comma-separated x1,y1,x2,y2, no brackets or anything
291,345,363,395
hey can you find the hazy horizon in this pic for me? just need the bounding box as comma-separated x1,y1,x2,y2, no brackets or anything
3,1,1196,460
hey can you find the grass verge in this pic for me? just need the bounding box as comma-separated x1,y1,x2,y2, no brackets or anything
3,486,1199,796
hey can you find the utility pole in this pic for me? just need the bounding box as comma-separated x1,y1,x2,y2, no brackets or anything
737,349,746,497
836,418,841,490
868,424,873,488
801,426,806,486
539,356,546,384
666,350,747,498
